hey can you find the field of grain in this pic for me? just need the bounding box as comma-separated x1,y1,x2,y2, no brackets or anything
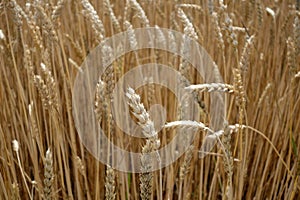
0,0,300,199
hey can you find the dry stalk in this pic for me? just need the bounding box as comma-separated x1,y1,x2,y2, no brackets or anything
12,140,32,200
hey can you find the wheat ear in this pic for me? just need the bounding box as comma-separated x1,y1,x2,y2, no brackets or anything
105,166,116,200
126,87,160,200
44,148,53,200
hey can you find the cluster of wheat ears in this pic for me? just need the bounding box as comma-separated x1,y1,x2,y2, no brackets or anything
0,0,300,199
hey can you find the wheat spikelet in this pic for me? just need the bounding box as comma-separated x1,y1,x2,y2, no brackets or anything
165,120,213,133
105,166,116,200
40,63,59,111
256,1,263,27
211,12,225,51
129,0,150,27
287,37,296,76
51,0,65,26
126,87,158,139
185,83,234,93
145,77,155,105
33,75,54,110
208,0,214,14
75,156,85,175
123,20,138,50
24,45,35,78
233,68,245,108
222,125,233,200
293,16,300,55
179,145,194,181
44,148,53,200
217,0,227,13
126,87,160,200
101,44,115,98
178,144,194,199
177,8,198,40
22,9,44,49
6,0,24,28
280,11,293,37
239,35,254,72
244,0,252,22
81,0,105,42
176,4,203,13
223,13,238,51
154,25,166,48
94,78,107,122
35,5,58,42
258,83,272,107
104,0,121,33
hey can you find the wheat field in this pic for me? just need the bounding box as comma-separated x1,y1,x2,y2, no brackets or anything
0,0,300,199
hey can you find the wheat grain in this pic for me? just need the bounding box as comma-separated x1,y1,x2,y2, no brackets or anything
51,0,65,24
